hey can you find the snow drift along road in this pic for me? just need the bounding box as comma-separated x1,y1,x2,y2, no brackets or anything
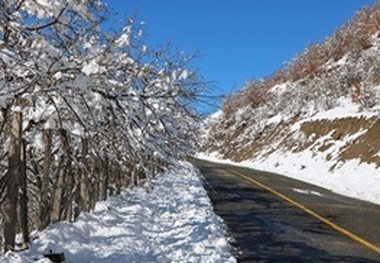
1,162,236,263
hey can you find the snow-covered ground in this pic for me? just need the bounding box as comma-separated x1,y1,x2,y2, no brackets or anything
1,162,236,263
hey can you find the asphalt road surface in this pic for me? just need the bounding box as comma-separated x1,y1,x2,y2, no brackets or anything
192,158,380,263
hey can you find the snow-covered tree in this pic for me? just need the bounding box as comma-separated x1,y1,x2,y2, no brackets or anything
0,0,203,253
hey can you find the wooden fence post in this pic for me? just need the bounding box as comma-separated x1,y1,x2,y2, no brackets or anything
19,139,29,248
2,108,22,252
39,129,52,230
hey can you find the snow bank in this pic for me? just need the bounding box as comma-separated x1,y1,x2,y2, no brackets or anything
1,162,236,263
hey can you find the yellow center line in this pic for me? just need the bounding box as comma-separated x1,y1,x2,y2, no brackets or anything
226,168,380,255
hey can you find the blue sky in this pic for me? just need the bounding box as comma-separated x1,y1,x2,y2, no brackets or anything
105,0,375,114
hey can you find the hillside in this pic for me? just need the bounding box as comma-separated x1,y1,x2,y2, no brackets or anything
199,4,380,204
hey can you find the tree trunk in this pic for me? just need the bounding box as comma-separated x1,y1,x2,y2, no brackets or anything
130,165,137,187
2,110,22,252
89,159,99,211
73,164,81,220
115,166,122,195
51,154,65,223
99,158,108,201
79,138,89,213
39,129,52,230
63,158,74,222
18,139,29,248
89,176,97,211
108,162,114,197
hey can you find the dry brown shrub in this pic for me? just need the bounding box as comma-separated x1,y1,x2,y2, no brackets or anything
221,94,241,116
246,86,269,109
272,70,287,85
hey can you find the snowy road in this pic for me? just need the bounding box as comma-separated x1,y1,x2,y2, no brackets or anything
193,158,380,262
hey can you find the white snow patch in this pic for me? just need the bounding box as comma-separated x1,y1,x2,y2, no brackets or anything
308,97,378,121
293,188,323,197
53,72,63,80
12,106,22,113
179,69,189,80
44,118,55,130
206,110,223,123
268,82,289,95
115,32,130,47
82,60,104,76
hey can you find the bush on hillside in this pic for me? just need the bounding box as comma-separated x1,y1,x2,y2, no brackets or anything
222,2,380,117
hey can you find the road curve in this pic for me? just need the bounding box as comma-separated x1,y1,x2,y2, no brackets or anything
192,158,380,263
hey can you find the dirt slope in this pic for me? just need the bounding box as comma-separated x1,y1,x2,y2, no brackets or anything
202,114,380,171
